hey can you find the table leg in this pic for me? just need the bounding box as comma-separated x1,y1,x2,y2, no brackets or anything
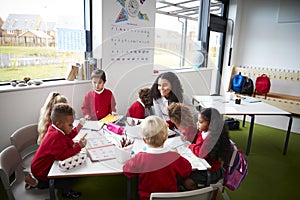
242,115,246,127
127,178,131,200
246,115,255,156
283,115,293,155
49,178,55,200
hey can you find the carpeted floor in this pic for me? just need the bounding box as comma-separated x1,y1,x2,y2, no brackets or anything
1,120,300,200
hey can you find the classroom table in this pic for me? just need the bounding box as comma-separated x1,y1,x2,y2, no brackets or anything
192,95,293,156
47,119,211,200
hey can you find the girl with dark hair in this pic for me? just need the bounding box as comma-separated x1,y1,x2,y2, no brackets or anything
183,107,233,190
81,69,117,120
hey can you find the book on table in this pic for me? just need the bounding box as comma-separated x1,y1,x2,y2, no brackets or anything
99,114,122,124
86,136,116,162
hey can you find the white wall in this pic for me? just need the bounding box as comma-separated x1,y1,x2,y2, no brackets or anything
222,0,300,96
236,0,300,68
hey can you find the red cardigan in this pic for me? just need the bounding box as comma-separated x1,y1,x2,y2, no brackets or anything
189,131,221,172
31,124,82,181
126,100,145,119
123,150,192,200
81,89,116,120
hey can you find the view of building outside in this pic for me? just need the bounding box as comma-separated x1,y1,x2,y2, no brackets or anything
154,13,220,70
0,0,84,83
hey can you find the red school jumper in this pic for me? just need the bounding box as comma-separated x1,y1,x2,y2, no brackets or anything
126,99,145,119
81,89,116,120
123,149,192,200
31,124,82,181
189,131,221,172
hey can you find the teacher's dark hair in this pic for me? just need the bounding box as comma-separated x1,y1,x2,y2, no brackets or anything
150,72,183,103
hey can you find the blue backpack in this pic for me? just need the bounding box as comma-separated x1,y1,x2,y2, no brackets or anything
231,73,245,93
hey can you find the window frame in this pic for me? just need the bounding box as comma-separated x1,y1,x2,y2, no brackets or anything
154,0,229,73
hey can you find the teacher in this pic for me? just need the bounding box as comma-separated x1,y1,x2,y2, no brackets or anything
150,71,197,121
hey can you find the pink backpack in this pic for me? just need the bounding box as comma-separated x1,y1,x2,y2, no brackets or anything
224,143,248,191
254,74,271,99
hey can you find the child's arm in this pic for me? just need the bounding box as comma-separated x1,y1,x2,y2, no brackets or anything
78,133,87,148
53,138,82,161
189,132,204,157
177,156,192,178
110,92,117,113
81,93,91,117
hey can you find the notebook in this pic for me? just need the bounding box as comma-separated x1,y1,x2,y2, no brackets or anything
86,136,116,162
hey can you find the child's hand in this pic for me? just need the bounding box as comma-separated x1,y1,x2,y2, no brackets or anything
79,118,86,126
79,133,87,148
112,112,118,116
180,135,187,142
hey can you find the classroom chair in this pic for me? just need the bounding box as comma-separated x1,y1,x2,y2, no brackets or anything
0,145,51,200
10,123,39,170
150,186,215,200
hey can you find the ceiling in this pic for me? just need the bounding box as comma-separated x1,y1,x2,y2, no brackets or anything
156,0,223,21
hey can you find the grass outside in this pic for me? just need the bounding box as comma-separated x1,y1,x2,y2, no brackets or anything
0,46,79,57
0,46,83,82
0,64,67,82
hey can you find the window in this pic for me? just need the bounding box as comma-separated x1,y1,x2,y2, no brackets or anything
154,0,226,71
7,30,14,35
0,0,85,83
154,14,199,70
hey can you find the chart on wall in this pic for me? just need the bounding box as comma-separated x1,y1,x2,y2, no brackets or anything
109,0,154,63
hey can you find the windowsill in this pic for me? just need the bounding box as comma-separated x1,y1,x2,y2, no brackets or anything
153,67,213,74
0,79,91,93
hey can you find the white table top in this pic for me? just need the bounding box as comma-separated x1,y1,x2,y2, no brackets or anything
192,95,290,115
48,120,211,178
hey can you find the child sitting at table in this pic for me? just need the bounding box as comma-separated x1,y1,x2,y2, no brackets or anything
167,102,197,142
28,103,87,198
126,87,153,119
37,91,85,145
183,107,233,190
82,69,117,120
123,115,192,200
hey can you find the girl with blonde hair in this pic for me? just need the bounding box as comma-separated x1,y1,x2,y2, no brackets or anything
37,92,68,145
37,92,86,145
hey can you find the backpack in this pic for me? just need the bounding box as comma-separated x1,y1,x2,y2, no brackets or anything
224,143,248,191
254,74,271,99
225,118,240,130
240,77,254,95
231,73,245,93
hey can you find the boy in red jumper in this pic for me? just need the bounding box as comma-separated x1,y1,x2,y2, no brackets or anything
30,103,87,198
81,69,117,120
123,116,192,200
